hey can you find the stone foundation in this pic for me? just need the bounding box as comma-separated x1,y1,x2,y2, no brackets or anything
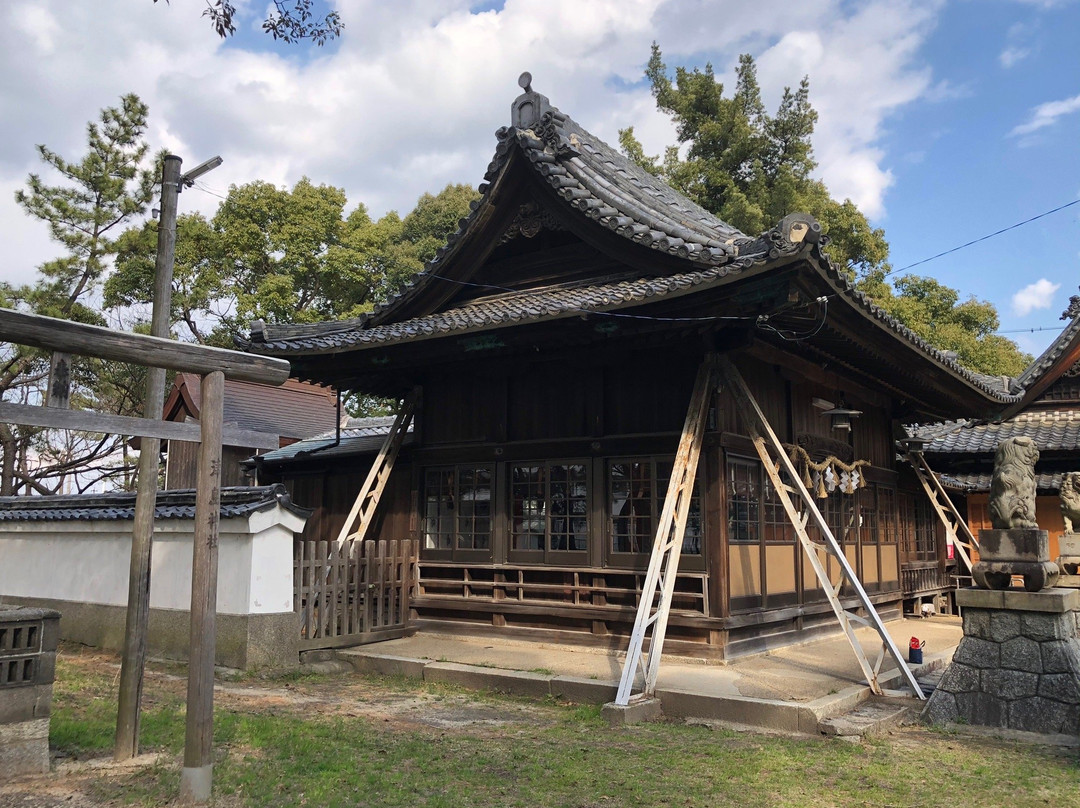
923,588,1080,734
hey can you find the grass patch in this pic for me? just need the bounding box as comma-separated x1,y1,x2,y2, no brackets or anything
39,647,1080,808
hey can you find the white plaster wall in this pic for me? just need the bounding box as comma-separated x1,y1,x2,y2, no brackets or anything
0,506,304,616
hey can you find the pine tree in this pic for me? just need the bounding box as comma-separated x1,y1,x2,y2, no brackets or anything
1,94,157,495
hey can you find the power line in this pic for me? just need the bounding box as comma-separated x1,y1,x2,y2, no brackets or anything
885,198,1080,278
997,325,1065,334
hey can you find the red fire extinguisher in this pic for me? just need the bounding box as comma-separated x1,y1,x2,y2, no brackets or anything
909,636,925,665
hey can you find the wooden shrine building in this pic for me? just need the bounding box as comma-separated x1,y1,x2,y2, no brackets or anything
244,77,1021,659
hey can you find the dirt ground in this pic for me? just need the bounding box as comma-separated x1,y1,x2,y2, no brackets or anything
1,650,559,807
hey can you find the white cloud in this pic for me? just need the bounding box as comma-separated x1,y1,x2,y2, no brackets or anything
1010,92,1080,136
0,0,948,286
999,46,1030,68
1012,278,1061,316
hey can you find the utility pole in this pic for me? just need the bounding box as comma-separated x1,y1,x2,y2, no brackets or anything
115,153,222,762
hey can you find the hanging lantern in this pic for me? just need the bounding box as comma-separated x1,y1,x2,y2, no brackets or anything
821,396,862,431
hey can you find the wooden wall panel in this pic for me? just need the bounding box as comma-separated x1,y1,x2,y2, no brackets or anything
603,357,696,436
861,545,880,584
880,544,899,586
508,364,589,440
728,546,761,598
423,374,503,445
765,545,797,594
166,441,251,488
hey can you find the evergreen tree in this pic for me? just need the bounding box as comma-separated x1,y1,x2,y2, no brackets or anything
2,94,157,494
108,181,480,346
628,45,1028,376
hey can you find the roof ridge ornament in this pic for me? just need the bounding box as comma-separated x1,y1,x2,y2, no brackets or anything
511,70,551,131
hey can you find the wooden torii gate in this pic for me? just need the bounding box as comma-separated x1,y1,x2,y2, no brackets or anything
0,308,290,803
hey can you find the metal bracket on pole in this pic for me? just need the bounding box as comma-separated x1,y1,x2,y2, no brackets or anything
615,355,719,705
719,356,925,700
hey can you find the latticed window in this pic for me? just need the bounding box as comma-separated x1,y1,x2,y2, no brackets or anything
914,497,937,559
819,491,858,544
877,486,898,544
422,466,493,553
727,457,759,543
609,458,702,555
860,486,879,544
511,462,588,556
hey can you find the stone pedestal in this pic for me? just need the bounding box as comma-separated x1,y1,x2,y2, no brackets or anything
923,588,1080,734
973,528,1059,592
1059,533,1080,577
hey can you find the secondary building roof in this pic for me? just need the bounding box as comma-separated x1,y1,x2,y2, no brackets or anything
0,484,309,522
165,373,338,447
249,415,411,467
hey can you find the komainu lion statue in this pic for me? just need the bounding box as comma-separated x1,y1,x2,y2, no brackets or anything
988,436,1040,530
1060,472,1080,534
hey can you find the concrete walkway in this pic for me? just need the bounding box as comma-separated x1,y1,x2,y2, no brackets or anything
334,615,962,735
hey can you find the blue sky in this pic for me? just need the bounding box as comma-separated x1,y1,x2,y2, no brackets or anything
1,0,1078,358
878,0,1080,355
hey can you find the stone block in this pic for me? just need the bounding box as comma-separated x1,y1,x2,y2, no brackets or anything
1059,533,1080,556
978,529,1050,563
983,668,1038,701
601,697,662,726
1040,640,1080,674
921,690,958,726
958,588,1079,612
0,684,51,724
1007,697,1079,735
956,589,1005,610
1020,612,1070,642
1003,588,1080,613
963,609,991,640
1000,636,1042,673
1038,673,1080,704
423,662,552,699
340,652,427,680
953,637,1000,669
35,651,56,686
549,676,618,705
656,689,807,734
989,611,1021,643
955,691,1007,728
938,662,980,693
0,717,49,778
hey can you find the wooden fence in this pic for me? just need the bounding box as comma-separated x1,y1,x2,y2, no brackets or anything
294,538,418,650
901,561,953,597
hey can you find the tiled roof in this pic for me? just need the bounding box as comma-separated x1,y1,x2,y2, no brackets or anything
243,81,1020,406
250,267,756,354
940,471,1062,494
913,410,1080,454
253,416,410,465
0,484,309,522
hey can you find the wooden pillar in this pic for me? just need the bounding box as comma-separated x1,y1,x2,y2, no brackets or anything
179,370,224,804
116,154,181,761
